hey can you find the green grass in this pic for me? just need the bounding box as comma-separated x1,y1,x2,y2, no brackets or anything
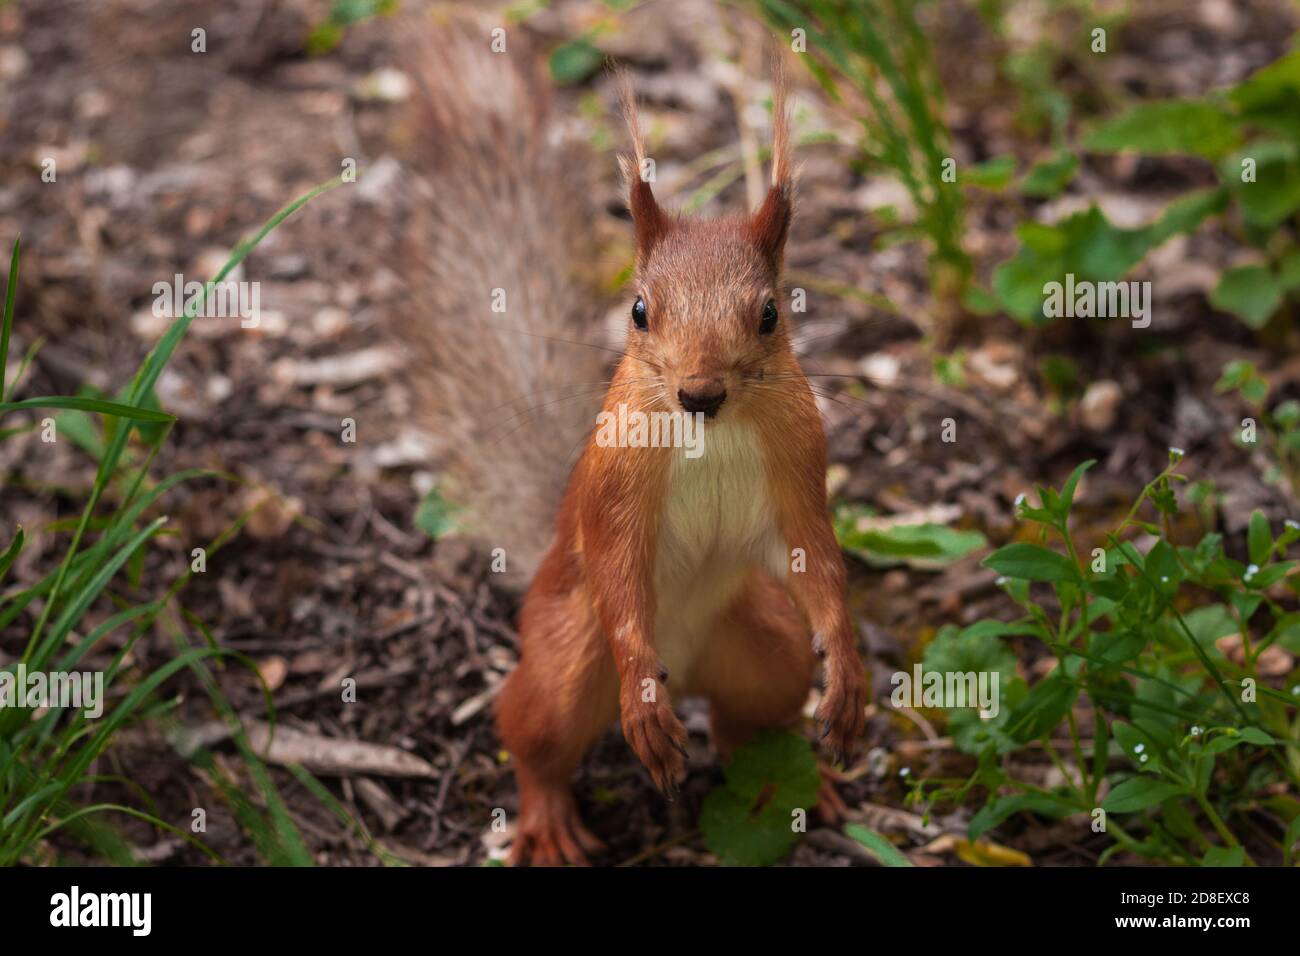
755,0,970,297
0,176,346,865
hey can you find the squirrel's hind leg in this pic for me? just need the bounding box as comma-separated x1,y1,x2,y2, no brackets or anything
496,595,618,866
692,571,815,752
693,571,849,823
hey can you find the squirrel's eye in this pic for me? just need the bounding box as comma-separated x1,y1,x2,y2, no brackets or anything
632,296,648,331
759,298,778,335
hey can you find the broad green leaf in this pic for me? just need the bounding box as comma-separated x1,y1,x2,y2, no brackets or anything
1020,150,1079,198
1103,777,1184,813
993,192,1225,324
1210,265,1282,329
699,730,820,867
1202,845,1246,867
963,155,1017,190
1230,49,1300,140
984,543,1079,582
1084,99,1241,160
1005,671,1077,743
1112,720,1161,772
968,792,1074,841
1221,140,1300,230
835,513,987,569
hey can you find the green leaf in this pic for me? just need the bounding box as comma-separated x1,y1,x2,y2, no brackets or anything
1112,721,1161,771
1230,49,1300,141
1020,150,1079,198
992,193,1225,324
1084,99,1241,160
1058,459,1096,517
305,22,343,55
963,155,1017,190
844,824,915,866
1005,672,1077,743
549,39,604,85
1238,727,1277,746
1279,249,1300,291
922,622,1022,678
699,730,820,867
414,486,459,540
0,395,175,422
1103,777,1184,812
968,792,1074,841
922,623,1021,756
1202,845,1246,867
984,543,1079,582
1220,140,1300,230
1210,265,1282,329
834,513,987,569
1284,812,1300,866
1247,509,1272,565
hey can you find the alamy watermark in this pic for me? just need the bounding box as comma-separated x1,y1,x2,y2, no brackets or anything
890,665,1000,719
152,274,261,328
594,403,706,459
0,664,104,718
1043,273,1151,329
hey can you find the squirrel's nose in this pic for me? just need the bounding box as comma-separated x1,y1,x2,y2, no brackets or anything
678,385,727,418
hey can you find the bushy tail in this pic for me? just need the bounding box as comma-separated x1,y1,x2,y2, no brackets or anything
386,8,610,586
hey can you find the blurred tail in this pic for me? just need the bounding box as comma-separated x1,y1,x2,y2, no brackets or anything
387,9,609,587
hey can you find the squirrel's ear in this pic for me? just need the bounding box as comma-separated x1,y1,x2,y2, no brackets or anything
617,73,671,260
750,51,794,269
751,182,792,270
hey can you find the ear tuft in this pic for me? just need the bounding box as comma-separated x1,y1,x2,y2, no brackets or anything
750,50,794,269
768,48,792,193
616,71,671,260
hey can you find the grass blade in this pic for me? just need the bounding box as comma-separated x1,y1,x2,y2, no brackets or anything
1,235,17,401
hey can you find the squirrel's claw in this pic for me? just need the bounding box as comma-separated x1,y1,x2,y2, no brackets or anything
815,659,866,767
621,693,689,794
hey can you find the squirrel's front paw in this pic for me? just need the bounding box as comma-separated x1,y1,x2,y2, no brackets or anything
816,653,866,766
620,689,688,793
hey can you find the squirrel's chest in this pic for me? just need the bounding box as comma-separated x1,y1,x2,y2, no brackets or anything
652,422,788,675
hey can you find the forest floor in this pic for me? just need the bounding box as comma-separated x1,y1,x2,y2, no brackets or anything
1,0,1298,865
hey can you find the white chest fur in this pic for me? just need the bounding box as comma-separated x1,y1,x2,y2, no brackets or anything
652,421,788,685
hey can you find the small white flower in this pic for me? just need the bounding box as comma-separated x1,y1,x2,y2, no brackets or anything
899,767,911,778
1140,753,1149,763
1169,446,1185,458
1014,493,1027,508
1286,519,1300,532
1190,726,1202,737
995,575,1010,586
1245,564,1259,579
1160,575,1169,583
1134,743,1145,754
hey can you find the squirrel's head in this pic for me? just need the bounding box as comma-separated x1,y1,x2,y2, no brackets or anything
616,59,795,423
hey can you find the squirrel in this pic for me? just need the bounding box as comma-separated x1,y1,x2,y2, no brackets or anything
390,12,867,866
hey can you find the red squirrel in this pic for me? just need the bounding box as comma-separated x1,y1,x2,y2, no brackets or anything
393,16,866,866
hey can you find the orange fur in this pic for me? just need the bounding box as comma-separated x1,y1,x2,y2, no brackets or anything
495,57,865,867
